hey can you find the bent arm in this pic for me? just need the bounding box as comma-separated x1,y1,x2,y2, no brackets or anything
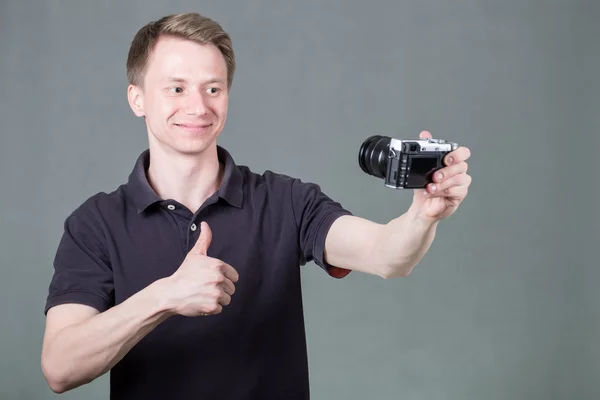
41,279,172,393
324,211,438,278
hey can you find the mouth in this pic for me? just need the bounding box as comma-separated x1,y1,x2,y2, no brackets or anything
175,123,213,134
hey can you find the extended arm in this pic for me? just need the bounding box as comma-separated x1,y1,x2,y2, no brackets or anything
324,211,438,278
324,134,471,278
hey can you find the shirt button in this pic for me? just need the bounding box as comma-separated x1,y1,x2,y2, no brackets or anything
190,223,197,232
167,205,176,210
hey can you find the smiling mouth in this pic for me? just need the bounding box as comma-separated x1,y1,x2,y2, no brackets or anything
175,123,212,129
175,123,213,134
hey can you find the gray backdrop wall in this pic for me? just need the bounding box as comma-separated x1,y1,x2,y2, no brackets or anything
1,0,598,399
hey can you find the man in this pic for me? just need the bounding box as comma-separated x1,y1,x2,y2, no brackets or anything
41,12,471,399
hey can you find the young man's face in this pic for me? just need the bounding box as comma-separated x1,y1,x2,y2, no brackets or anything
128,36,229,156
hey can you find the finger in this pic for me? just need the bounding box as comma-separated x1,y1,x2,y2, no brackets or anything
204,304,223,316
431,161,468,183
190,221,212,256
419,130,432,139
445,146,471,165
221,263,239,283
426,185,469,200
427,174,471,196
220,278,236,296
440,185,469,200
218,292,232,307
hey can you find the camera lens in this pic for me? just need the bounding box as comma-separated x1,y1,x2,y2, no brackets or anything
358,135,390,179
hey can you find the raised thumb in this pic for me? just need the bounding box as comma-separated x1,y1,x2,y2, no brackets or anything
190,221,212,256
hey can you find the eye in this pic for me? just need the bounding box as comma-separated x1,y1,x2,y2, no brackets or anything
206,87,220,95
169,87,184,94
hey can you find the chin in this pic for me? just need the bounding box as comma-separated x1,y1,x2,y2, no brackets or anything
175,137,219,155
148,124,221,156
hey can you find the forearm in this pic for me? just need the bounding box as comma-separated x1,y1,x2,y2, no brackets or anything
42,279,173,393
376,210,439,278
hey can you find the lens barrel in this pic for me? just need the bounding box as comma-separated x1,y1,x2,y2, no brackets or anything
358,135,390,179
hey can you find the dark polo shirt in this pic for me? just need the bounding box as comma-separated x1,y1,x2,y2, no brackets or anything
45,145,353,399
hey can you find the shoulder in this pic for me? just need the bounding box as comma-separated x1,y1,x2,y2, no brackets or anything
238,165,296,187
72,185,128,216
63,185,129,234
237,165,321,197
236,165,349,219
235,166,295,203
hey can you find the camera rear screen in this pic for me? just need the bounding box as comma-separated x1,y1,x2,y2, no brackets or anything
406,157,439,188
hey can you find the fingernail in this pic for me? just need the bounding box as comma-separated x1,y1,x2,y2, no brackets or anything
430,184,437,192
447,156,454,164
435,172,443,181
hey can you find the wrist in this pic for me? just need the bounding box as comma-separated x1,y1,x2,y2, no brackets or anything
146,278,178,318
405,206,441,229
378,209,439,278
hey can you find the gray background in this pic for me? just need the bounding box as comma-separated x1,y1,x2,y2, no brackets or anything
1,0,598,399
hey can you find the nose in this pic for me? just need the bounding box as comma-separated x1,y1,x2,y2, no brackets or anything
184,91,209,116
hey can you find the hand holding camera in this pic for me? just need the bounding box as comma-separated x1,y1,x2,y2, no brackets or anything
359,130,471,221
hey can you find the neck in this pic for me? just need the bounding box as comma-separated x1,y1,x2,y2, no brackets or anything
146,142,223,213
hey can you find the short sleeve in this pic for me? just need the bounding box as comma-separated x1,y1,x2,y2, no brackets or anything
44,211,115,315
291,179,353,279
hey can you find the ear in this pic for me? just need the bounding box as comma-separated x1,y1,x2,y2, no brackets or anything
127,84,145,117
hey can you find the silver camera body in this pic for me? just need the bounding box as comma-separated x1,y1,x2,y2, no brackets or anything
358,136,458,189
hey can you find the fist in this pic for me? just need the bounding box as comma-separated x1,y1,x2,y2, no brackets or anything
166,222,239,317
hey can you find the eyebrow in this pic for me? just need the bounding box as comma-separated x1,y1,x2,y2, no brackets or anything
164,77,226,85
166,77,187,83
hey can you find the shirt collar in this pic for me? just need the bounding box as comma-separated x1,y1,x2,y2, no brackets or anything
127,145,244,214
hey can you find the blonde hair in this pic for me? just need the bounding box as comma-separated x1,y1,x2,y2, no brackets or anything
126,13,235,89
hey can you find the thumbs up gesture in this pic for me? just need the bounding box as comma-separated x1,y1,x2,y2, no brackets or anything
165,222,239,317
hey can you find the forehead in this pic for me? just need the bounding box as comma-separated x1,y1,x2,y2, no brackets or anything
144,36,227,83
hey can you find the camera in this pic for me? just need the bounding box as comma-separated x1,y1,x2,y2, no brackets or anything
358,135,458,189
